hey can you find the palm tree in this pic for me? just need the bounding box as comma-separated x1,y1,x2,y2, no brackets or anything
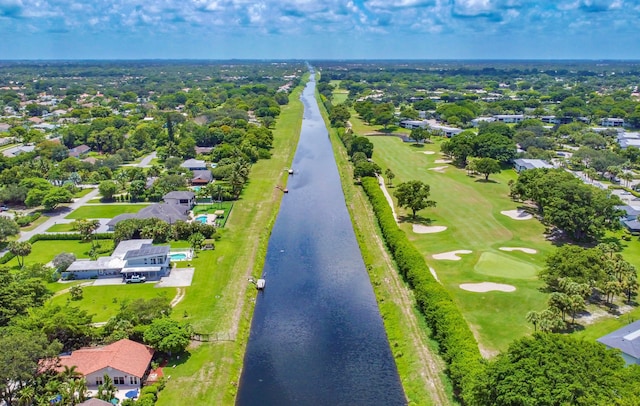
584,167,597,183
97,374,117,402
526,310,541,332
384,168,395,187
620,171,634,188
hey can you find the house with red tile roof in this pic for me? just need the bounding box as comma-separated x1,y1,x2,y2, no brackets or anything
57,339,154,390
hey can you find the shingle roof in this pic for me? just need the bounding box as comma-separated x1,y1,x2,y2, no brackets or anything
180,158,207,169
106,203,189,228
58,339,154,378
163,191,195,200
598,320,640,359
79,399,113,406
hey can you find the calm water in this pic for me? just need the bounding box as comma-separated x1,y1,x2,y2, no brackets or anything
236,71,406,406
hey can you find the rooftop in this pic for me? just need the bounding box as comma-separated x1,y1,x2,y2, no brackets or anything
598,320,640,359
57,339,154,378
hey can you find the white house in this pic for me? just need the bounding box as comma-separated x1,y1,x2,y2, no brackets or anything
601,117,625,127
598,320,640,365
56,339,154,390
513,158,553,172
63,239,170,280
471,117,496,127
399,119,428,129
493,114,524,124
163,191,196,210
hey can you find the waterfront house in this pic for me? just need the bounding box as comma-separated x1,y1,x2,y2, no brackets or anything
63,239,170,280
56,339,154,390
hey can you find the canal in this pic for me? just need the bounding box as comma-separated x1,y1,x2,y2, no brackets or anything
236,70,406,405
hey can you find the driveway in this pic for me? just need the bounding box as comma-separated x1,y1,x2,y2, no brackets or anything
156,267,195,288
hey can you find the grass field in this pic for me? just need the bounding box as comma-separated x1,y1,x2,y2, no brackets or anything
65,204,149,219
20,214,49,231
5,240,97,268
50,284,175,322
46,223,76,232
73,188,95,198
366,134,550,354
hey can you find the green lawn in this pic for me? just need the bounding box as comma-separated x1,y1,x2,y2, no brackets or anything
46,223,76,232
475,251,538,279
367,135,550,353
50,284,175,322
73,188,95,198
5,240,98,268
20,214,49,231
65,204,149,219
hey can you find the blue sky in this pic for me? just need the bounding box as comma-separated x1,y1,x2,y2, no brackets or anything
1,0,639,59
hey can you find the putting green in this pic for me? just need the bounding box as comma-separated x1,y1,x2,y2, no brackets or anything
474,251,538,279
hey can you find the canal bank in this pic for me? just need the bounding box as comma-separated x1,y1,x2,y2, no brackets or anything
236,70,406,405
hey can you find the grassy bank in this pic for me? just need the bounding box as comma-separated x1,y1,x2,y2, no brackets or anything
320,88,455,405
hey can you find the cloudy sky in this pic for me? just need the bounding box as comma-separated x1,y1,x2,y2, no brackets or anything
1,0,639,59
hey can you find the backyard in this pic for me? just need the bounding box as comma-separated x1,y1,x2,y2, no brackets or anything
65,204,149,219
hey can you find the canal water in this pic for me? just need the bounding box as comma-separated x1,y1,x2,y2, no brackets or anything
236,70,406,405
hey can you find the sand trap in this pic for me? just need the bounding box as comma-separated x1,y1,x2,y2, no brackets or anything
428,166,448,173
499,247,537,254
434,159,452,164
500,209,532,220
432,250,472,260
460,282,516,293
413,224,447,234
422,151,436,155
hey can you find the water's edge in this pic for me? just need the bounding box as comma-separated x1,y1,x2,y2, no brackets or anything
236,69,406,406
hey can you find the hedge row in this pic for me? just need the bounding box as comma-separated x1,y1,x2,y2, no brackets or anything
361,176,482,402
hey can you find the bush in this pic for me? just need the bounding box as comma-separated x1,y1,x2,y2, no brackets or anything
361,176,482,402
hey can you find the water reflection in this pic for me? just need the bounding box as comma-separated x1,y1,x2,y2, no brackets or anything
236,71,406,406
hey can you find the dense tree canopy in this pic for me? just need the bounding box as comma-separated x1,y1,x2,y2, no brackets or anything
470,334,638,406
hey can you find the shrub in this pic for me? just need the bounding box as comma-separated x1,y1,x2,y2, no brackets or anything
361,176,482,402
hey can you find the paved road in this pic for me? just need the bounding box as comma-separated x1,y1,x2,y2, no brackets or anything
18,188,100,241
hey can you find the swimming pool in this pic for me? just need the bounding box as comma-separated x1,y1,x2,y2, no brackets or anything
170,253,187,261
195,215,208,224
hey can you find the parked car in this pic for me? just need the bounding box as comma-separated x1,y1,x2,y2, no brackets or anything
126,275,146,284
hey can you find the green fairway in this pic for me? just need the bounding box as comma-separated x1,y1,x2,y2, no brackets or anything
65,204,149,219
474,251,538,279
50,284,175,322
366,134,550,353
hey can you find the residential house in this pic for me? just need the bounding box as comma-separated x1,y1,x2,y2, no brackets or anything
63,239,171,280
597,320,640,365
471,117,496,127
191,170,213,186
617,205,640,233
107,203,190,230
430,124,463,138
69,144,91,158
399,120,428,130
493,114,524,124
2,144,35,157
195,146,214,155
180,158,207,171
601,117,625,127
617,132,640,149
513,158,553,172
56,339,154,390
163,191,196,209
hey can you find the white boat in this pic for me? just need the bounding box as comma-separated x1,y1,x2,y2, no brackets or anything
256,279,266,289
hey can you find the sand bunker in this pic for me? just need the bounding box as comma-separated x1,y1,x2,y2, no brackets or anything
499,247,537,254
422,151,436,155
460,282,516,293
500,209,532,220
432,250,472,260
434,159,452,164
413,224,447,234
428,166,448,173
